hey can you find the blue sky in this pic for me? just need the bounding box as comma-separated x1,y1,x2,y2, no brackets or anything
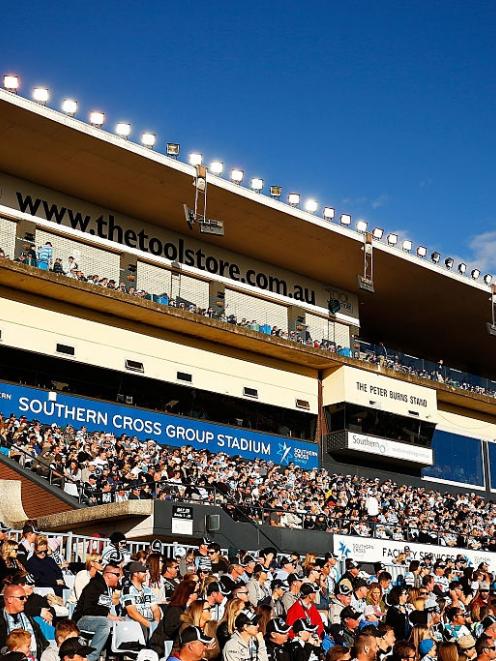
2,0,496,271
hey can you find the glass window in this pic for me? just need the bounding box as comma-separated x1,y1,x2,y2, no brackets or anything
487,443,496,490
422,430,484,486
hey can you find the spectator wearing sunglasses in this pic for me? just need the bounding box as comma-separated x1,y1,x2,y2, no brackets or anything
26,537,65,597
0,585,49,659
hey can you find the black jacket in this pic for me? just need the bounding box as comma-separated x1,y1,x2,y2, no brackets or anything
150,605,185,654
73,574,113,622
0,611,49,659
265,639,292,661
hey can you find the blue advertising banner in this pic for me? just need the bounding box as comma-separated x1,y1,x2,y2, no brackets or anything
0,382,319,469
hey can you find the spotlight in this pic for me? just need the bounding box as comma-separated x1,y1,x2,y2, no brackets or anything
445,257,454,269
484,274,493,285
230,169,244,184
431,252,441,263
3,74,20,92
140,132,156,148
471,269,481,280
458,263,467,274
356,220,368,233
305,199,318,213
288,193,300,207
387,233,398,246
189,153,203,166
166,143,180,157
417,246,427,257
251,177,264,192
270,186,282,199
372,227,384,239
32,87,49,104
209,161,224,175
89,111,105,126
402,240,412,252
323,207,335,220
340,214,352,226
61,98,78,116
115,122,131,138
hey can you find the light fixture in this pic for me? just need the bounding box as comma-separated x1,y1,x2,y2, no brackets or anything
323,207,335,220
305,199,318,213
484,274,493,285
61,98,78,116
209,161,224,175
417,246,427,257
288,193,300,207
32,87,49,104
431,251,441,263
230,168,244,184
140,132,156,148
356,220,368,233
387,233,398,246
372,227,384,239
3,74,20,92
458,263,467,274
115,122,131,138
270,186,282,198
340,214,352,226
89,111,105,126
402,239,412,252
189,153,202,166
251,177,264,192
471,269,481,280
445,257,454,269
166,143,180,157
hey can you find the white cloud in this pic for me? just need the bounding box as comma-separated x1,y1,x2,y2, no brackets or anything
371,194,389,209
467,231,496,272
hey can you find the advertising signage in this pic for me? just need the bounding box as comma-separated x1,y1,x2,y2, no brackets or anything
0,382,319,469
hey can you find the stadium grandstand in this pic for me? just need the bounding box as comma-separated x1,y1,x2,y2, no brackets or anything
1,75,496,661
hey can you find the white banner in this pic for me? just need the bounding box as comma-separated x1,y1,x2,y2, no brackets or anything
333,534,496,573
347,432,433,465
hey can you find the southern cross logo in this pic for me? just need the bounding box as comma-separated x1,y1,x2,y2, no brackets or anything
338,541,351,558
277,442,293,465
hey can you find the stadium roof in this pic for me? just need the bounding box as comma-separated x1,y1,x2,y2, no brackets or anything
0,89,495,379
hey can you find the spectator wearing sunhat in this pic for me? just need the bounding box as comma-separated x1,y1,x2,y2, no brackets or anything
223,610,268,661
330,583,354,625
288,619,320,661
168,626,214,661
264,618,291,661
285,583,323,638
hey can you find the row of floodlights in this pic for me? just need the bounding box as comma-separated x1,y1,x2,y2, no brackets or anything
3,75,492,285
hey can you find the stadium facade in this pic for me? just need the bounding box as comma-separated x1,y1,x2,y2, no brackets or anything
1,85,496,539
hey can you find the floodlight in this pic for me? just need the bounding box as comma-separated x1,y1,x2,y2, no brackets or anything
387,233,398,246
115,122,131,138
3,74,20,92
288,193,300,207
189,153,203,166
89,111,105,126
471,269,481,280
417,246,427,257
140,132,156,148
340,214,352,226
166,143,180,157
32,87,49,104
61,98,78,116
431,251,441,263
323,207,335,220
445,257,454,269
484,274,493,285
458,262,467,274
402,240,412,252
230,169,244,184
356,220,368,233
209,161,224,175
372,227,384,239
305,199,318,213
270,186,282,198
251,177,264,192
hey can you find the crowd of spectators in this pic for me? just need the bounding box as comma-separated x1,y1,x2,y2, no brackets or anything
0,524,495,661
1,414,496,552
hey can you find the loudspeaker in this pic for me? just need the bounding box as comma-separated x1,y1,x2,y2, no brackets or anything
206,514,221,532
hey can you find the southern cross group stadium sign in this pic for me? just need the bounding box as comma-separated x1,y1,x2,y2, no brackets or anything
0,382,319,469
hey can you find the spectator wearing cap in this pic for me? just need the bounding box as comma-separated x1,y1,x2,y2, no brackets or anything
16,524,38,566
385,587,412,642
352,579,369,615
330,607,361,648
223,610,268,661
0,584,49,660
247,565,270,608
281,574,303,615
330,583,354,625
101,532,127,567
339,560,360,592
274,558,296,583
121,561,161,632
0,521,11,547
40,620,80,661
239,556,257,583
205,582,227,622
265,617,291,661
418,636,436,661
433,564,450,598
58,637,94,661
72,564,122,661
286,583,324,638
457,636,477,661
289,618,320,661
265,580,288,618
168,626,214,661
